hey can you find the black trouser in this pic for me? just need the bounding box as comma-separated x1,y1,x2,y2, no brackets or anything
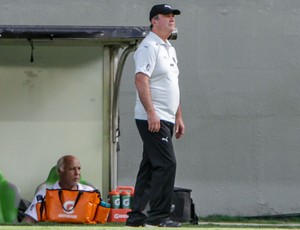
126,119,177,225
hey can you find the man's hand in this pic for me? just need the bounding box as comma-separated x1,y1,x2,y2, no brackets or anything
175,105,185,139
147,111,161,133
175,117,185,139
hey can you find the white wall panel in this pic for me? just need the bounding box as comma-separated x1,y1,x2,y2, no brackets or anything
0,44,103,200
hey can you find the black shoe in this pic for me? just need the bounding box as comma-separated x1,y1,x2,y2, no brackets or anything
126,212,147,227
146,219,181,228
125,224,145,227
125,223,145,227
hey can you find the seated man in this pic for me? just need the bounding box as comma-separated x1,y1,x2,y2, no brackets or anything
23,155,94,223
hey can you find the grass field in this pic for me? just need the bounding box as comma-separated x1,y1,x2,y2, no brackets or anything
1,216,300,230
0,226,300,230
1,222,300,230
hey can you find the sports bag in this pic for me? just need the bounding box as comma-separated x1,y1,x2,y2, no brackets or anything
36,189,110,224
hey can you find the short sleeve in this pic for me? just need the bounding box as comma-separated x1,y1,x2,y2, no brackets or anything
134,43,157,77
24,193,41,221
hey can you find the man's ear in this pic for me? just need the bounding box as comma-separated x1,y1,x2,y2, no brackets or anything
151,16,159,25
150,19,155,26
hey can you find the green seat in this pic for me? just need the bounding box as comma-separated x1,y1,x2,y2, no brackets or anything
35,166,96,194
45,165,60,184
0,170,21,224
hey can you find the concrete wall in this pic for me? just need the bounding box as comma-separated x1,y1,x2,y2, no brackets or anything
118,0,300,217
1,0,300,217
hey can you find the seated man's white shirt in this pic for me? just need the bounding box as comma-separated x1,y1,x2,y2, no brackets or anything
25,181,94,221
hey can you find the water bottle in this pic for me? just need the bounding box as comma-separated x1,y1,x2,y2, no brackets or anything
121,190,131,209
109,190,120,209
116,186,134,209
100,200,111,208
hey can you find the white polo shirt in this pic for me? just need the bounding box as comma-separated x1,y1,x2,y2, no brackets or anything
25,181,94,221
134,31,180,124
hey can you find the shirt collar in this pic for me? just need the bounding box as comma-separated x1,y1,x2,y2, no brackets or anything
54,181,81,190
149,31,172,47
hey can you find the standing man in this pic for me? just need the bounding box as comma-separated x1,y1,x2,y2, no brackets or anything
126,4,184,228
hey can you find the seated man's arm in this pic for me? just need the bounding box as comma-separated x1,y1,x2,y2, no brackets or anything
22,215,36,223
22,190,46,223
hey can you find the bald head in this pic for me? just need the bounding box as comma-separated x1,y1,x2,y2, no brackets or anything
57,155,81,190
57,155,79,172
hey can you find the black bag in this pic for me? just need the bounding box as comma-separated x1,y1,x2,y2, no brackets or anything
170,187,198,224
190,198,199,224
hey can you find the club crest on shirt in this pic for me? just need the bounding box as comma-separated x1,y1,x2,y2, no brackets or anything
146,64,151,71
